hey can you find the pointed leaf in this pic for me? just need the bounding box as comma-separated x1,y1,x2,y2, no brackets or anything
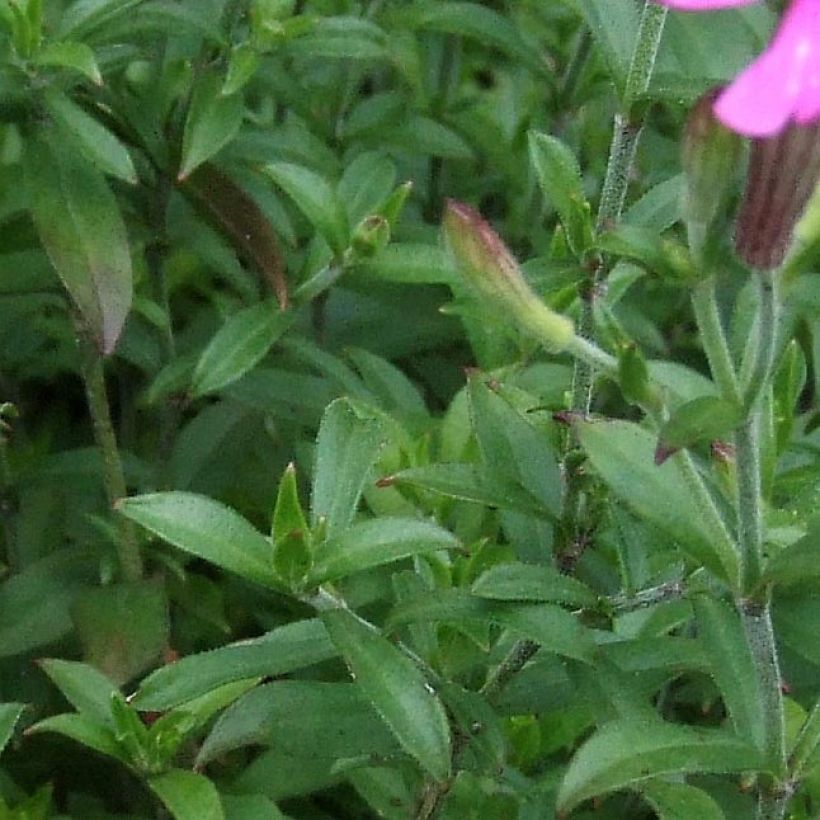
133,619,335,710
38,659,118,725
323,608,451,781
528,130,590,254
44,90,136,183
263,161,349,255
657,396,742,459
272,463,309,541
222,43,261,96
386,463,555,518
309,517,460,584
0,703,25,757
763,515,820,588
179,72,244,180
28,713,128,763
118,492,279,589
33,40,101,84
179,164,288,308
639,779,727,819
471,562,597,607
311,399,385,539
191,301,293,397
694,596,765,751
197,680,397,767
149,770,224,820
577,420,740,585
468,375,561,516
26,133,132,353
557,718,761,813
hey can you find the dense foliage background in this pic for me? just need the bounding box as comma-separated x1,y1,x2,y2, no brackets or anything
0,0,818,818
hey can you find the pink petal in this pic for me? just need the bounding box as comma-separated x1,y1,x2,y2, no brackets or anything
655,0,758,9
715,0,820,136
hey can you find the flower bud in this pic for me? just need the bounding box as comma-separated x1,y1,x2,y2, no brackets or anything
351,214,390,258
735,121,820,270
681,89,742,249
442,200,574,352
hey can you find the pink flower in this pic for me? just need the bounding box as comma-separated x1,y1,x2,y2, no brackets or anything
659,0,820,137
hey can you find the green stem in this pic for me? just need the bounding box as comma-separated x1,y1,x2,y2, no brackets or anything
741,601,788,808
736,415,764,593
691,277,741,405
77,332,143,582
742,270,779,410
574,1,668,413
732,271,787,819
480,639,539,703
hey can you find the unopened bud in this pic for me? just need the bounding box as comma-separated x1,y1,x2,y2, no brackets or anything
682,89,742,250
442,200,574,352
735,121,820,270
351,214,390,258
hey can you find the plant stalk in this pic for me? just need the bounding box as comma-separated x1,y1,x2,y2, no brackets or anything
742,270,779,409
77,331,143,582
691,277,742,405
731,271,786,819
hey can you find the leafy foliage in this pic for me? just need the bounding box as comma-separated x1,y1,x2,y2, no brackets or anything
0,1,817,819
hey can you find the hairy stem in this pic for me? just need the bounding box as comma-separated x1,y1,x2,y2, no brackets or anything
691,277,742,405
743,270,779,410
77,332,142,582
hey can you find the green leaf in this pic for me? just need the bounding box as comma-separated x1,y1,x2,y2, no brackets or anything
178,72,244,181
28,713,128,764
272,462,309,541
338,151,397,227
71,581,170,685
388,589,594,663
639,779,727,819
404,1,544,74
471,562,597,608
133,619,336,710
287,16,388,60
694,597,765,751
38,659,117,725
623,175,684,232
196,680,397,767
557,718,761,813
309,517,460,584
468,375,561,517
322,608,451,781
26,132,132,354
263,161,349,255
149,770,224,820
118,492,279,589
191,301,293,397
494,603,594,663
528,130,590,255
0,549,96,658
221,794,285,820
355,243,455,285
222,43,261,96
573,0,639,95
656,396,742,462
387,463,557,518
601,637,709,675
311,399,385,539
58,0,146,39
32,40,102,84
0,703,25,757
764,515,820,588
577,419,740,585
